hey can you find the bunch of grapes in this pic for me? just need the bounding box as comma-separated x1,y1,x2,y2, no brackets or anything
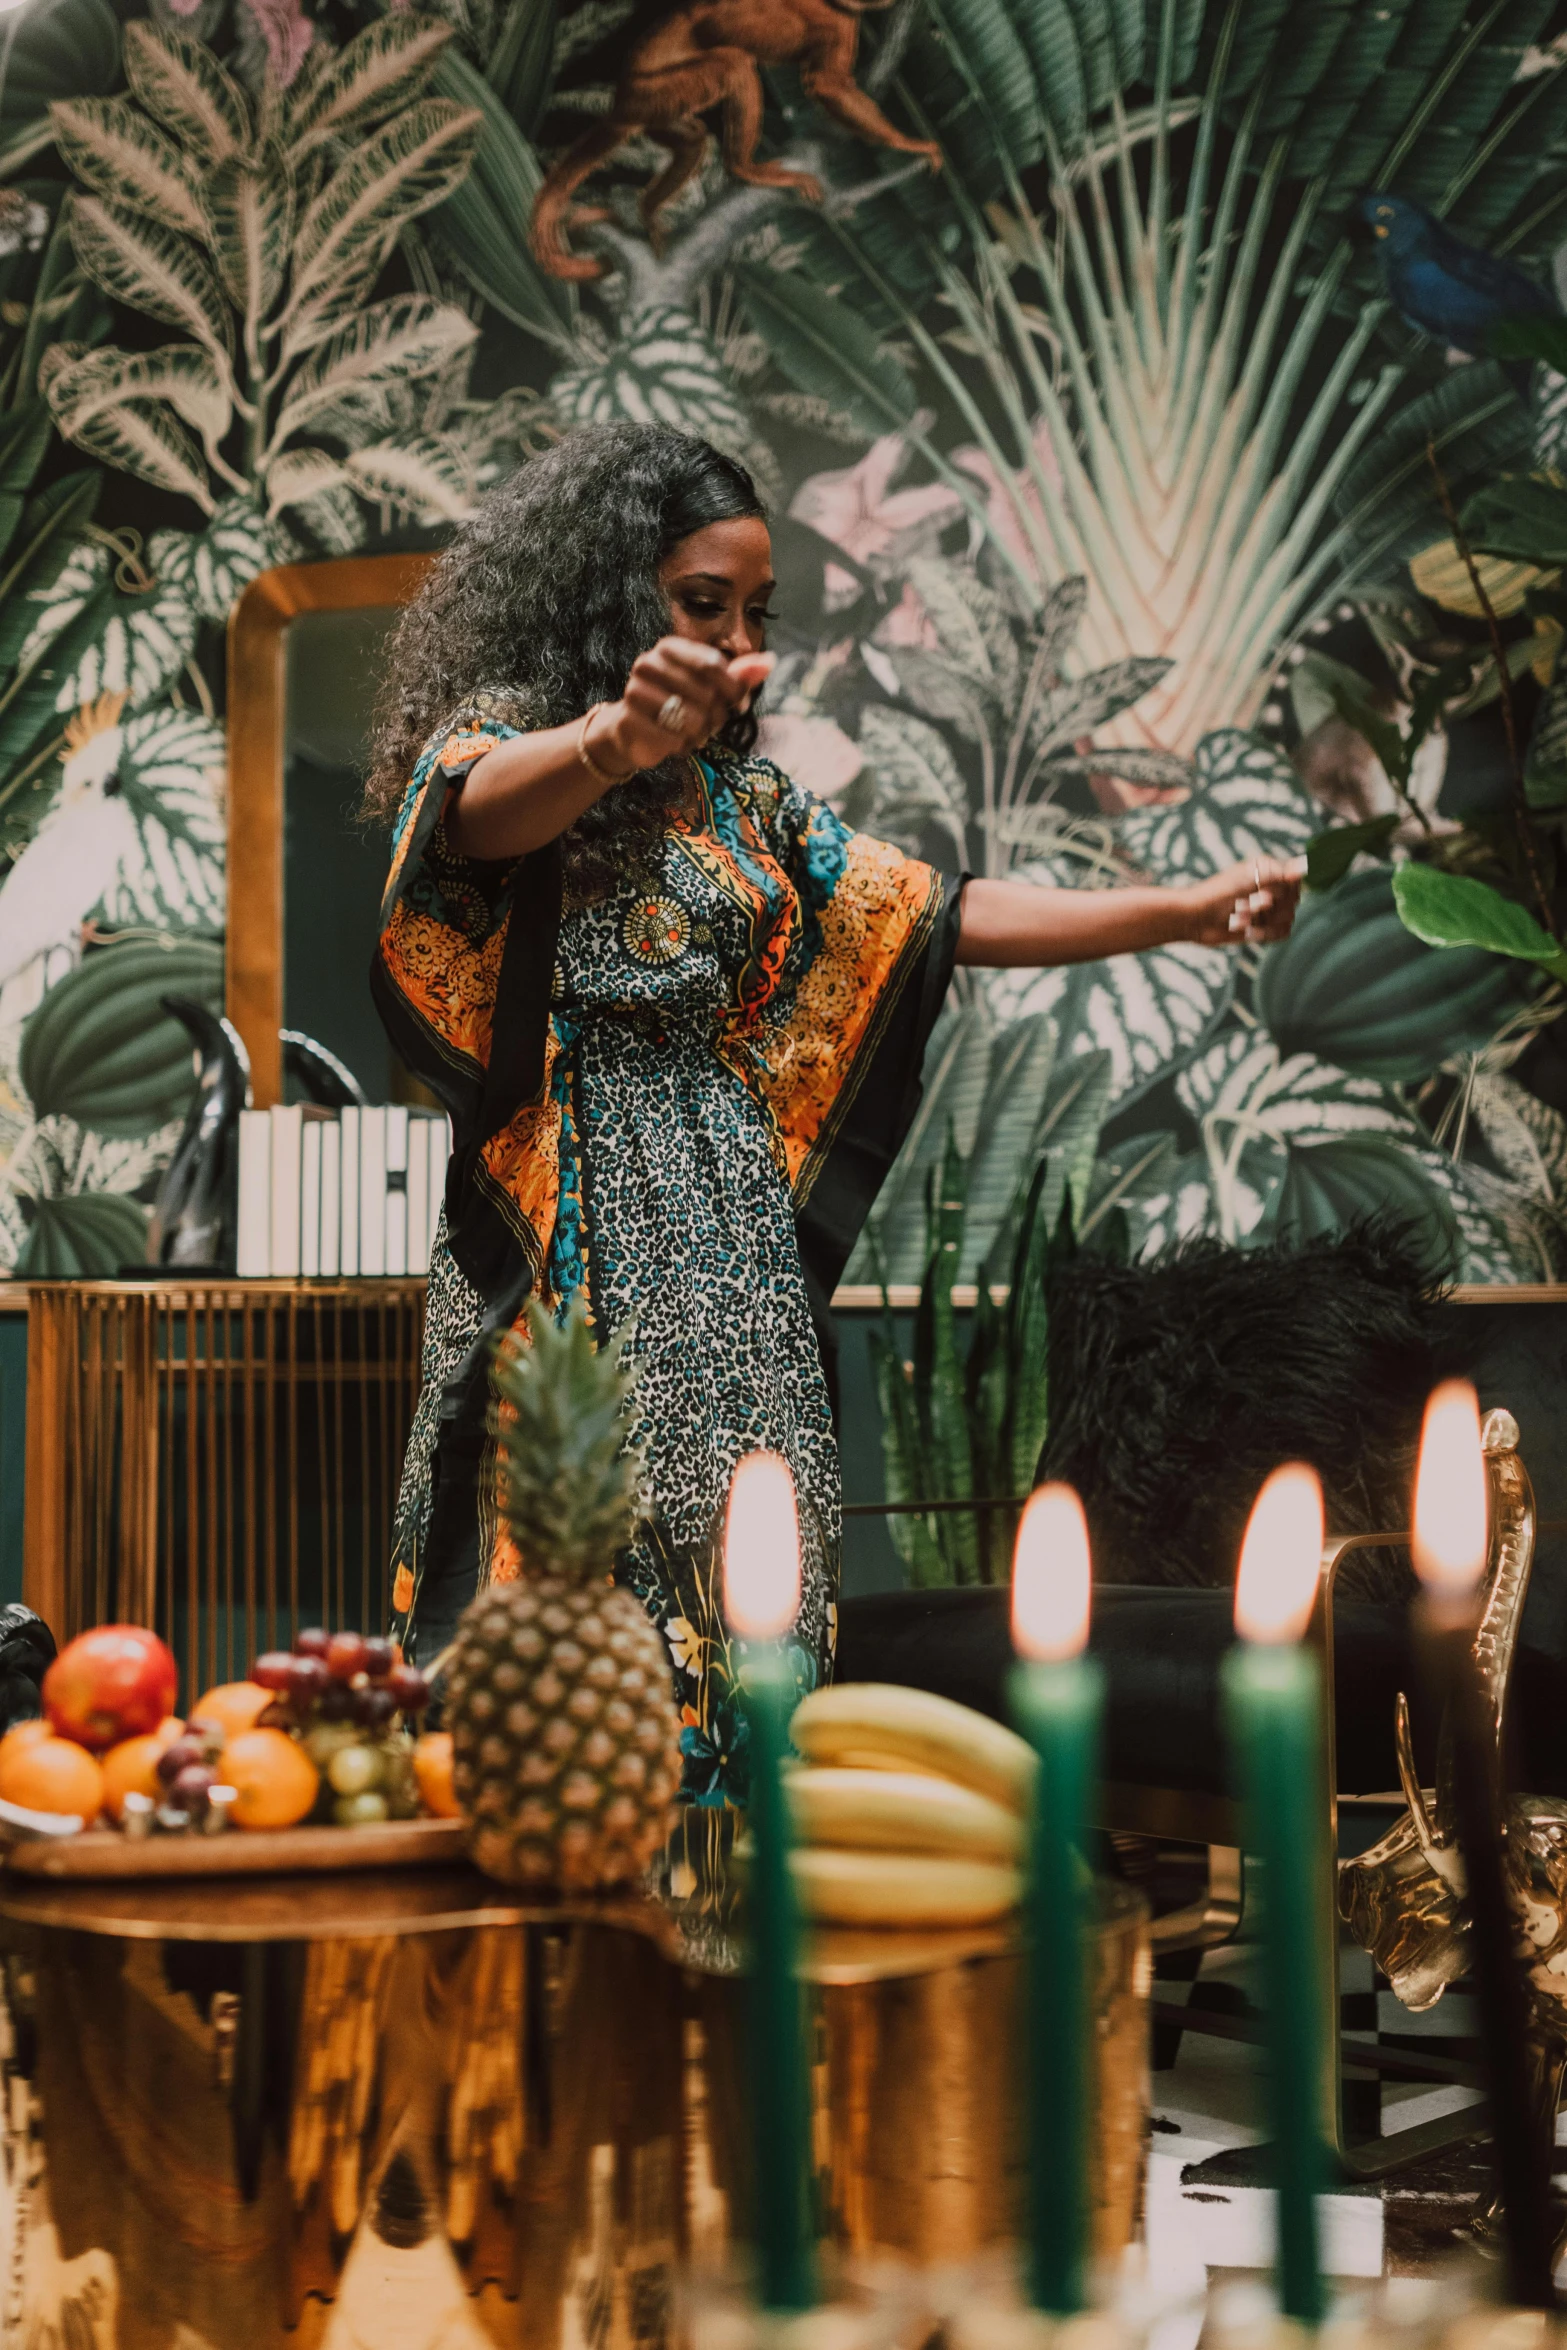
151,1717,228,1828
252,1631,432,1826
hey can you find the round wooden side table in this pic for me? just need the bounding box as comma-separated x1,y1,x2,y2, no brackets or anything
0,1848,1148,2348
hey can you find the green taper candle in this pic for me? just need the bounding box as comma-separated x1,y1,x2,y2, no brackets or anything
1219,1462,1330,2329
725,1450,815,2312
1008,1482,1104,2316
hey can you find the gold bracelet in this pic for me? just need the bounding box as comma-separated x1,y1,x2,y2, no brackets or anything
578,702,633,786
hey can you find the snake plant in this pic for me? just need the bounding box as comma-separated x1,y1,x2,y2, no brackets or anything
871,1124,1104,1588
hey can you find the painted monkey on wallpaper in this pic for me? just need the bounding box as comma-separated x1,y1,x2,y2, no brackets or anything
529,0,942,280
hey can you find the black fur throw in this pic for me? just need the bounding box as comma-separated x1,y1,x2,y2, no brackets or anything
1042,1224,1466,1603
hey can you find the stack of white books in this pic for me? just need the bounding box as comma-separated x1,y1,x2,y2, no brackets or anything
235,1105,452,1279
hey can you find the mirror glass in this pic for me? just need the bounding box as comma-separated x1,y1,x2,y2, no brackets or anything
281,604,414,1104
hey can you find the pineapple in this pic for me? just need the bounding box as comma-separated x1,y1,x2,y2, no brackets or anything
445,1298,683,1889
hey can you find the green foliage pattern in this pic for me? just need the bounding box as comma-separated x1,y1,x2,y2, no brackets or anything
0,0,1564,1295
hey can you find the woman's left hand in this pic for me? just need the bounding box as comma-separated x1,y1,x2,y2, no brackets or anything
1181,855,1308,947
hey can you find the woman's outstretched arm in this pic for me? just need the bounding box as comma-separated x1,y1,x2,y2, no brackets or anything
444,638,773,860
955,858,1306,966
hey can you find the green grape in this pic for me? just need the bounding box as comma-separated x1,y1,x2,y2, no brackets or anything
334,1791,389,1827
304,1721,360,1769
327,1743,383,1798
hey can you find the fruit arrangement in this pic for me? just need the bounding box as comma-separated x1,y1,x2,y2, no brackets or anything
248,1630,440,1828
781,1683,1034,1928
445,1300,683,1890
0,1621,461,1840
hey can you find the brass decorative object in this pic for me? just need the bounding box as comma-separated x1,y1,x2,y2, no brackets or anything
798,1877,1150,2268
24,1278,425,1662
1338,1407,1567,2243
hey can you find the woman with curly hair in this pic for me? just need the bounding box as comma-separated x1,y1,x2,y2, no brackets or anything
369,422,1302,1765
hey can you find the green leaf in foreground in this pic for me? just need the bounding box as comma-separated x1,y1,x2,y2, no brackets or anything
1305,815,1399,890
1392,863,1567,982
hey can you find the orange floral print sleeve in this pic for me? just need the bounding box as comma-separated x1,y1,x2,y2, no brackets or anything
726,760,948,1210
374,715,565,1293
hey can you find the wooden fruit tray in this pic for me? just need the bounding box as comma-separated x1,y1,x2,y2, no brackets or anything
1,1814,467,1881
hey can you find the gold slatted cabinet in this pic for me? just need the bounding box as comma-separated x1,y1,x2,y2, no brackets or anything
23,1279,426,1683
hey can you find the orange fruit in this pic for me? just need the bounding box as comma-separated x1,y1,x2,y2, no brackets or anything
190,1682,271,1741
100,1732,173,1822
219,1729,319,1831
413,1731,459,1819
0,1719,52,1757
0,1733,104,1820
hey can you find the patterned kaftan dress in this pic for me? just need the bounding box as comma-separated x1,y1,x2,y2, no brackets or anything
374,706,960,1805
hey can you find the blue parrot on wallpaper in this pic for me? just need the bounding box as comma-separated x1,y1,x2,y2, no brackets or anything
1360,193,1556,390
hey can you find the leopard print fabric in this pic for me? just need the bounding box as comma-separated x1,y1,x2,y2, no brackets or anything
388,739,944,1798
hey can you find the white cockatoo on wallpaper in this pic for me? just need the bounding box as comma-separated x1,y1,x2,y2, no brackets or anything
0,695,136,1013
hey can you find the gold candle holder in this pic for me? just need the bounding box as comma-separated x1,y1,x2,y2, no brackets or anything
807,1876,1151,2272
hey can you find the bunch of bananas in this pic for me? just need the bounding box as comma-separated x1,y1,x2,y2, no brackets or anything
782,1684,1034,1927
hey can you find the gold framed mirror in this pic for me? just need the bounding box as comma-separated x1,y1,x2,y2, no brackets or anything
226,553,435,1107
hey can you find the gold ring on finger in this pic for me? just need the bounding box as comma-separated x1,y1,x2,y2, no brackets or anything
657,693,688,736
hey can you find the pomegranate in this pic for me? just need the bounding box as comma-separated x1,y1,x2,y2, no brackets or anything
43,1626,178,1752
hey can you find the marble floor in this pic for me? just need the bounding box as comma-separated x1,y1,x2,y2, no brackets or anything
1142,1929,1525,2304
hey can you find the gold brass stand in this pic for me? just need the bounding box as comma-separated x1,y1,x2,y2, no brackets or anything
1337,1410,1567,2242
0,1854,1149,2348
1099,1490,1531,2184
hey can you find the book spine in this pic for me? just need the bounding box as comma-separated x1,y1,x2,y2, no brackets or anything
384,1107,409,1278
236,1110,272,1277
407,1114,430,1277
339,1106,361,1277
269,1105,303,1280
359,1106,387,1277
428,1114,450,1260
319,1119,341,1279
301,1121,322,1279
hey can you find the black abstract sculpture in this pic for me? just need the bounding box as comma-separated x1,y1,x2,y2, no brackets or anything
282,1028,367,1110
0,1603,56,1733
145,995,250,1271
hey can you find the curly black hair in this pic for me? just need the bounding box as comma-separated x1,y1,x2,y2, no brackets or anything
364,424,767,900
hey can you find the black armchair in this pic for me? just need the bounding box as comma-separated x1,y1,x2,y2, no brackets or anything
834,1288,1567,2178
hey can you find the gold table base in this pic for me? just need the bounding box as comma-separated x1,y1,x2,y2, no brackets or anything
0,1855,1149,2348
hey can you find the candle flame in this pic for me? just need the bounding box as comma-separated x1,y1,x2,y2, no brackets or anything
1412,1379,1488,1600
723,1450,801,1640
1011,1482,1091,1662
1234,1463,1323,1645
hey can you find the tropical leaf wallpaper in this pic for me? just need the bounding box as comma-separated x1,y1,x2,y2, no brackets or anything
0,0,1564,1279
